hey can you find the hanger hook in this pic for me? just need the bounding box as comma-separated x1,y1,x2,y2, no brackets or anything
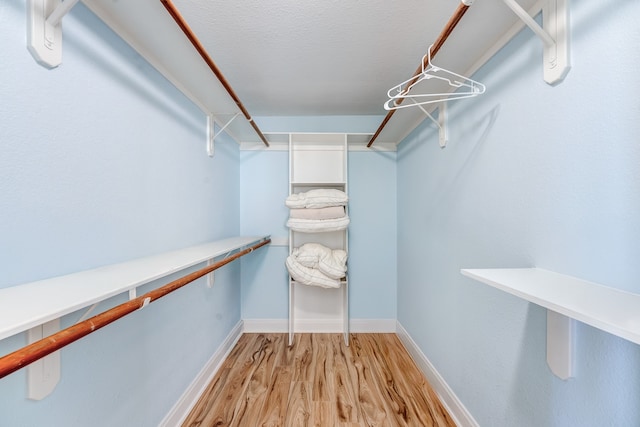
424,44,436,73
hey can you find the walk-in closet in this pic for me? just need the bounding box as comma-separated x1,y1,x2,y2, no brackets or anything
1,0,639,426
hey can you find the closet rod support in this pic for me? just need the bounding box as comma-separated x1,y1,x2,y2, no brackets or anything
412,101,448,148
206,259,215,288
207,113,240,157
27,319,60,400
46,0,80,27
502,0,555,47
27,0,81,68
502,0,570,85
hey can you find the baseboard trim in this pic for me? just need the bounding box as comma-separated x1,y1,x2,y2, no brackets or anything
351,318,397,332
242,318,397,333
242,318,288,333
159,320,244,427
396,321,479,427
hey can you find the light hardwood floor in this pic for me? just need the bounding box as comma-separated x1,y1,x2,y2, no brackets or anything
182,333,456,427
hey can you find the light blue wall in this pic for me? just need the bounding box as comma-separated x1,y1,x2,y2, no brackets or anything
397,1,640,426
1,2,241,426
348,151,397,319
239,148,290,319
241,117,397,321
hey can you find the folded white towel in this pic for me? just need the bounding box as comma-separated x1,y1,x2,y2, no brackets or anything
289,206,345,220
285,188,348,209
287,216,350,233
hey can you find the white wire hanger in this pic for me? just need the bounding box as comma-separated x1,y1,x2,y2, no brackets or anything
384,45,486,111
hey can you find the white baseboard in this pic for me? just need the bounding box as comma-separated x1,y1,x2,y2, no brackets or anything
351,318,397,332
395,321,479,427
159,320,244,427
242,318,396,333
242,318,288,333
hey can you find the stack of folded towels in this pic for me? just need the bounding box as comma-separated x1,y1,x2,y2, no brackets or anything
285,188,349,232
286,243,347,289
285,188,349,288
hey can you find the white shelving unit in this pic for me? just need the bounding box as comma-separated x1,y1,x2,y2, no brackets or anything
288,133,349,346
461,268,640,379
0,236,269,342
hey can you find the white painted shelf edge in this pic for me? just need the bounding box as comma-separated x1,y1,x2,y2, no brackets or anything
0,236,270,342
461,268,640,346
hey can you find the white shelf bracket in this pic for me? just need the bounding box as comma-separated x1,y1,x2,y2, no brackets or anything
414,101,449,148
207,113,240,157
546,310,575,380
27,319,61,400
27,0,81,69
437,103,448,149
75,302,99,324
502,0,570,85
206,258,215,288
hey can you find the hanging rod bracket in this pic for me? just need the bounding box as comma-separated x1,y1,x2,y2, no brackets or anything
438,103,448,149
206,259,215,288
27,0,81,68
412,100,449,148
27,319,61,400
502,0,570,85
207,113,240,157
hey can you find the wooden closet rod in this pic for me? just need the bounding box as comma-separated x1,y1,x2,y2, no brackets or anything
367,2,472,148
160,0,270,147
0,238,271,380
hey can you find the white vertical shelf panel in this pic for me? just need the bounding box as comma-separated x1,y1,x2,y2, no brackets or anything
461,268,640,345
0,236,269,342
288,133,349,345
290,133,347,185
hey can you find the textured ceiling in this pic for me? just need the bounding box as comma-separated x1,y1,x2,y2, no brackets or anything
171,0,539,117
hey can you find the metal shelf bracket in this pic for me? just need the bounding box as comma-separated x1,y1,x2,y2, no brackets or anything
502,0,570,85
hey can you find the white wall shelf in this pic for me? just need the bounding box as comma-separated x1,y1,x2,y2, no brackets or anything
0,236,270,342
461,268,640,379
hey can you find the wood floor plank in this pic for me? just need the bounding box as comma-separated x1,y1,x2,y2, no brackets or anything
357,334,415,426
377,334,455,427
309,401,334,427
181,334,255,426
311,333,333,402
348,335,393,427
276,333,296,367
183,334,270,426
291,333,315,382
229,334,282,427
329,334,362,425
182,333,456,427
360,334,456,427
181,367,232,427
255,366,292,427
285,381,312,426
